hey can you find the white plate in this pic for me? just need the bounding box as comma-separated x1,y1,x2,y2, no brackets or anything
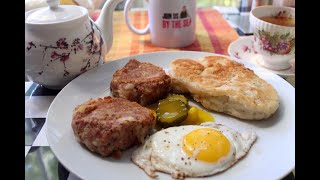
46,51,295,180
228,36,295,78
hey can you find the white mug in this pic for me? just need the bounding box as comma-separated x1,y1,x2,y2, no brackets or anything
124,0,196,48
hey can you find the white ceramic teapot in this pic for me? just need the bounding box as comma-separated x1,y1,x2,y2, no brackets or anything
25,0,123,89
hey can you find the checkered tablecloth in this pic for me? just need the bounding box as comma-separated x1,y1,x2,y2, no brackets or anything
25,82,80,180
90,9,239,62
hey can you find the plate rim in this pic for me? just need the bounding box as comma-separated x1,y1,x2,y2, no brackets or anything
46,50,295,179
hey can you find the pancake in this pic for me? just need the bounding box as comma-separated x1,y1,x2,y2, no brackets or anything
168,56,279,120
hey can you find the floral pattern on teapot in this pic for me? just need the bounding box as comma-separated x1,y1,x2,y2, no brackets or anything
26,21,104,77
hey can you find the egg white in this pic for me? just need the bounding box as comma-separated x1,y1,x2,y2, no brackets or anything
131,122,257,179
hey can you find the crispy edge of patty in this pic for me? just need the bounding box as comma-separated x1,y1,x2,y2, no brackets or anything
71,96,155,157
111,59,171,105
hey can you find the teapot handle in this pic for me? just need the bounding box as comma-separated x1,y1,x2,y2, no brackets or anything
124,0,150,35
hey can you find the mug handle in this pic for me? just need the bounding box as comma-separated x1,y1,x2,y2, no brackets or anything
124,0,150,35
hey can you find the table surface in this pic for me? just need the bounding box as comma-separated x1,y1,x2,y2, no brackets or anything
91,9,240,61
25,9,295,180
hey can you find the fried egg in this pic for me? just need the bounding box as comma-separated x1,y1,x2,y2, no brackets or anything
131,122,256,179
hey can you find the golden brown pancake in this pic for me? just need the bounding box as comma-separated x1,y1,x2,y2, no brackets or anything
169,56,279,120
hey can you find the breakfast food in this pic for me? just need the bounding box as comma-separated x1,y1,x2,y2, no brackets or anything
156,98,189,128
111,59,171,106
132,122,256,179
169,56,279,120
181,106,215,125
71,96,155,157
147,93,215,128
166,94,188,104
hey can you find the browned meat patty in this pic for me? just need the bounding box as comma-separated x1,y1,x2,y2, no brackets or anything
71,96,155,157
111,59,171,106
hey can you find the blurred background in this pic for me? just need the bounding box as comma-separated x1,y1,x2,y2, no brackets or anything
25,0,295,12
25,0,295,39
25,0,295,34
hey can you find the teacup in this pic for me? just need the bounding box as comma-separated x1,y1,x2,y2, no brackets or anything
250,6,295,70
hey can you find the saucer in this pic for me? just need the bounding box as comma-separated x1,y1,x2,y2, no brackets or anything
228,36,295,77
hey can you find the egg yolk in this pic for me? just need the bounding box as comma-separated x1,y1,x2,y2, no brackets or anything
182,128,231,162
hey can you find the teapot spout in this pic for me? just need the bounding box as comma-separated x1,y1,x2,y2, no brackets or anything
95,0,124,54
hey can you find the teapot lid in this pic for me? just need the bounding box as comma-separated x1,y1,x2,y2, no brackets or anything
25,0,87,24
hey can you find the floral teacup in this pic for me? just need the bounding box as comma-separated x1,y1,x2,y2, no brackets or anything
250,6,295,70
